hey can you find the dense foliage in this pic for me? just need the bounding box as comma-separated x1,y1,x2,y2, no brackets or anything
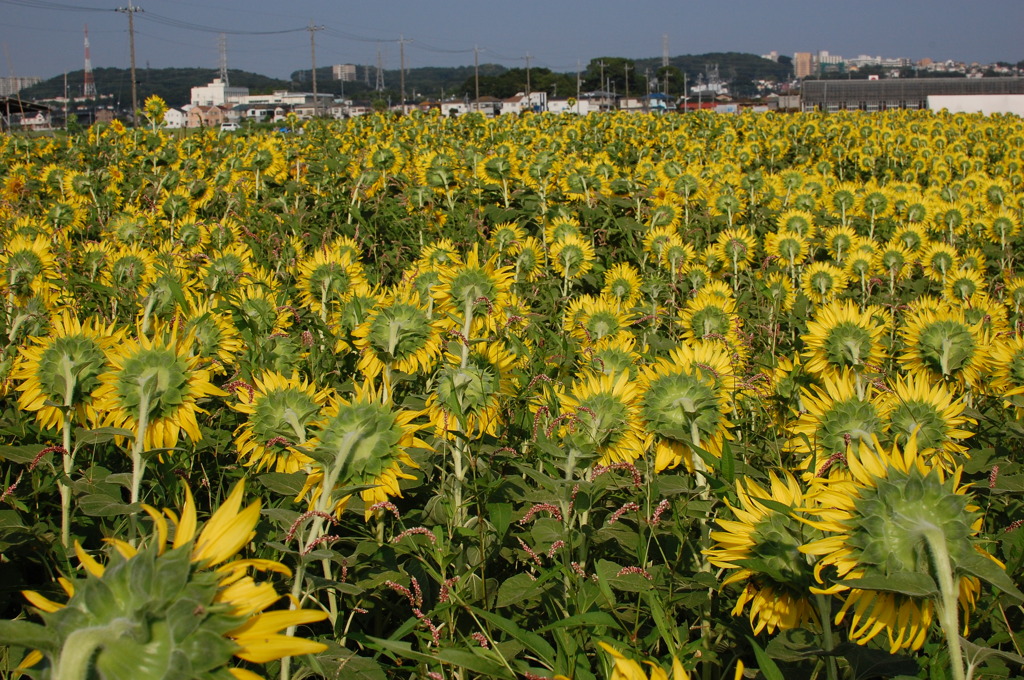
0,105,1023,680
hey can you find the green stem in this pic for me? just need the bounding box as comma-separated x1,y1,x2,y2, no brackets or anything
60,415,74,550
925,528,966,680
814,592,839,680
53,620,135,680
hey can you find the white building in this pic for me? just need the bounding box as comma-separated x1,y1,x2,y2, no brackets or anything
243,90,331,108
162,108,187,128
332,64,357,81
191,78,249,107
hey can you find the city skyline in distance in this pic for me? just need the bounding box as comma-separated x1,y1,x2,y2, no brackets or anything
2,0,1021,82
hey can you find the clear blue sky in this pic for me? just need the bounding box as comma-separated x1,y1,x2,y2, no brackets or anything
2,0,1021,81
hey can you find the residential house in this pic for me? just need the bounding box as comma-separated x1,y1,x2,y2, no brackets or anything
163,108,187,128
186,104,232,128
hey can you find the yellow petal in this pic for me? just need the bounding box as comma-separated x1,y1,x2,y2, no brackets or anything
74,541,105,578
194,482,261,566
233,635,327,664
229,608,328,638
104,538,138,559
174,483,198,549
141,504,168,553
229,669,266,680
15,649,43,673
22,589,64,613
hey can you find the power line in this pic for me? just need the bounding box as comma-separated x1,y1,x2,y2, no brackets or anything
0,0,109,11
139,11,307,35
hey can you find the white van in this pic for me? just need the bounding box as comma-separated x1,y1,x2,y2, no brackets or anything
220,122,240,132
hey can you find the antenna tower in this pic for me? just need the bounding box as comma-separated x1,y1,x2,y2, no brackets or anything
375,45,384,91
662,33,669,68
218,33,229,85
83,24,97,98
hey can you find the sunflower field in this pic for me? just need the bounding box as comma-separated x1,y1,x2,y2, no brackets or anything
0,102,1023,680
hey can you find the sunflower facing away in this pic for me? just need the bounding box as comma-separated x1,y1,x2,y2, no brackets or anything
13,312,122,431
638,342,736,472
300,379,430,519
93,329,226,452
18,481,327,679
800,436,1003,654
705,471,821,635
231,371,332,473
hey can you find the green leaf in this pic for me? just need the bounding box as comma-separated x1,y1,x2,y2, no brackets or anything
495,573,547,608
436,647,516,679
0,444,47,465
832,642,919,680
366,637,516,679
957,552,1024,601
258,471,307,496
536,611,619,633
488,502,513,540
468,606,556,667
840,571,938,598
74,427,135,447
0,619,54,652
78,493,138,517
747,636,785,680
992,474,1024,493
960,637,1024,668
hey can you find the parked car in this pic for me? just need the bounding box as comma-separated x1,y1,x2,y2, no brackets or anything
220,122,240,131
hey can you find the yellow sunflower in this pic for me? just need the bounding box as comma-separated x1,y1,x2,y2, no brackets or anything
1,234,57,304
231,371,332,473
705,470,820,635
800,436,1000,656
93,329,226,453
602,262,645,309
898,304,990,391
351,284,443,388
801,300,887,380
19,480,327,677
788,369,889,477
882,372,973,465
563,294,636,345
12,311,122,431
638,342,736,472
300,379,429,518
426,340,517,439
555,369,646,466
801,262,848,306
296,247,367,321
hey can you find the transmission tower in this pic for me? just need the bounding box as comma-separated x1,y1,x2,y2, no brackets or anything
83,24,97,98
375,45,384,91
218,33,229,85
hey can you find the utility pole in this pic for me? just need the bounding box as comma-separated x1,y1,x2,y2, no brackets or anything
524,53,532,109
644,67,650,112
399,35,409,114
116,1,142,125
473,45,480,112
307,21,323,117
623,63,631,104
597,60,606,91
576,59,581,101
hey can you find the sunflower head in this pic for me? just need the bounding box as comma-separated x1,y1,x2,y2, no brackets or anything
302,381,428,517
17,481,327,677
705,471,820,635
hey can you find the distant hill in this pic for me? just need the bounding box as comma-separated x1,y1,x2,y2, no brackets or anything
19,68,290,108
635,52,793,96
290,63,509,102
17,54,792,106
